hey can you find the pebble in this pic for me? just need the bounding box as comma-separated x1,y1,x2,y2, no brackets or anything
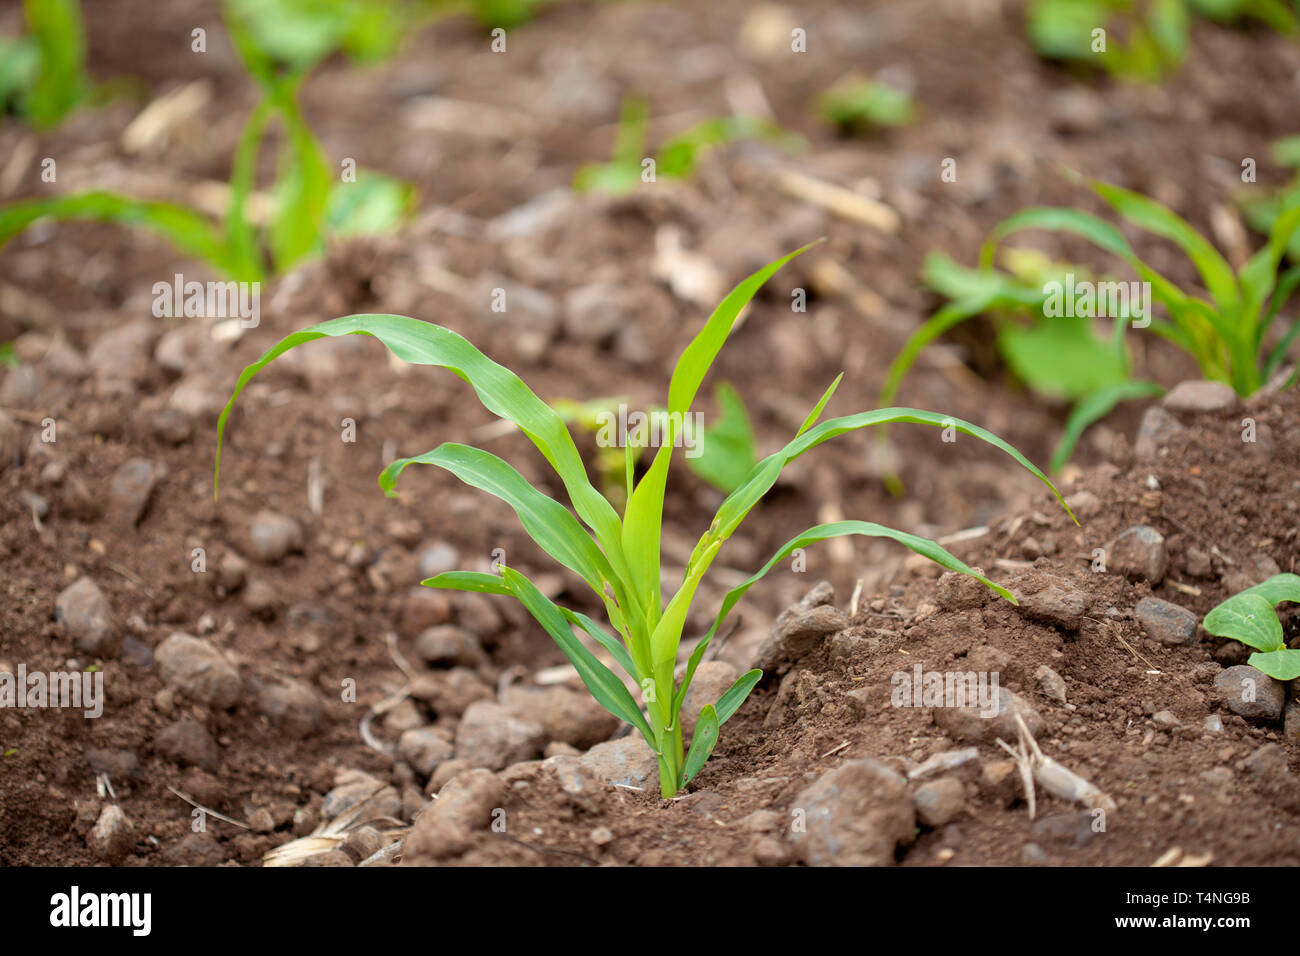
1163,380,1239,414
84,747,141,780
1135,597,1198,646
754,602,848,670
415,540,459,580
398,727,455,776
405,768,508,862
87,320,158,384
155,717,220,771
242,579,279,618
409,667,494,717
155,633,242,709
562,282,630,344
1244,743,1288,778
161,832,224,866
248,510,303,563
255,677,322,738
1134,406,1186,459
453,701,547,770
55,577,120,657
912,777,966,827
415,625,484,668
321,770,398,819
109,457,159,525
1204,714,1224,733
577,735,659,789
679,660,739,736
1016,574,1087,630
1213,665,1285,721
788,759,916,866
86,805,135,863
1035,665,1067,704
400,586,453,635
1108,526,1168,584
338,825,385,863
500,684,618,749
932,687,1044,743
1032,811,1095,848
151,407,193,445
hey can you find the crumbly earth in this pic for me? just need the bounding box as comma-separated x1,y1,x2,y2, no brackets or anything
0,0,1297,866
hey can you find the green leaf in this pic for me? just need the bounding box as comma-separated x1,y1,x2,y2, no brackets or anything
796,372,843,438
500,567,655,746
1051,380,1165,472
1204,592,1285,652
422,569,512,595
0,191,258,280
214,314,627,577
1227,572,1300,607
1247,648,1300,681
267,84,332,273
22,0,87,128
327,171,413,237
714,668,762,724
685,382,758,493
380,442,615,595
879,294,998,407
562,609,638,682
681,704,718,785
998,314,1130,400
819,79,916,130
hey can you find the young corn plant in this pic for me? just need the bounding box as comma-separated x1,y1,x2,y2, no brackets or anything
0,7,412,282
214,247,1075,798
881,177,1300,480
0,0,90,129
1204,574,1300,680
818,77,916,135
1240,134,1300,265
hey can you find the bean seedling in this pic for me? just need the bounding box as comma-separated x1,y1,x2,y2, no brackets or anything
1204,573,1300,680
215,247,1075,797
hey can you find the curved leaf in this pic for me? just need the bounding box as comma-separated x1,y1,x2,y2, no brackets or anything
1204,592,1285,652
422,569,511,595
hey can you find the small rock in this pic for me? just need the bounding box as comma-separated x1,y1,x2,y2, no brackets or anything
1035,665,1067,704
1135,597,1197,646
1204,714,1224,733
755,603,848,669
1244,743,1288,778
1032,811,1095,848
321,771,394,819
500,684,618,749
578,735,658,789
1022,842,1048,864
248,510,303,564
55,577,119,657
912,777,965,827
409,667,494,717
427,759,475,794
788,759,916,866
109,457,159,525
1163,380,1239,414
1107,526,1168,584
84,747,140,780
87,805,135,862
932,687,1044,744
338,825,385,863
934,571,995,611
161,832,224,866
416,540,459,580
1015,573,1086,630
302,849,355,867
415,625,484,668
1152,710,1180,730
255,678,322,738
398,728,455,776
1214,665,1285,721
1184,547,1213,578
1134,406,1186,459
1049,86,1104,134
151,407,193,445
155,717,220,771
1063,490,1102,517
155,633,241,709
679,660,739,737
753,835,791,866
454,701,546,770
980,759,1020,807
562,282,628,344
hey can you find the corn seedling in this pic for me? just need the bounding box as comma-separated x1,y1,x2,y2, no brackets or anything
0,0,90,128
1240,134,1300,265
215,247,1075,797
818,77,916,134
1204,573,1300,680
882,177,1300,478
0,7,413,283
557,381,759,506
574,95,801,195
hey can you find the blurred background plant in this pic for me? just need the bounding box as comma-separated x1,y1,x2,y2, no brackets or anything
0,0,91,129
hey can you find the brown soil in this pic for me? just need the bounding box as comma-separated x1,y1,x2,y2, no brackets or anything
1,0,1298,866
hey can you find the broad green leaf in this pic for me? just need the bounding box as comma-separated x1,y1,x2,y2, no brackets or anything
1203,592,1285,652
380,443,616,594
213,314,628,578
998,314,1130,400
500,567,655,747
685,382,758,493
1226,572,1300,608
1247,648,1300,681
819,79,915,130
1051,380,1165,472
327,171,414,237
681,704,718,785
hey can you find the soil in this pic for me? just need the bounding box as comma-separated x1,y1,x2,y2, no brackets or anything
1,0,1298,866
